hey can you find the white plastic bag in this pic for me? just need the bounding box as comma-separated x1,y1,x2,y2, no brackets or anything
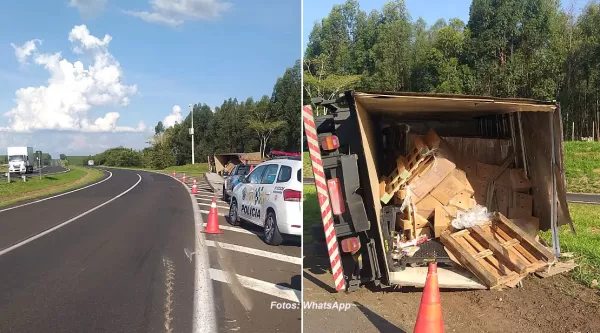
451,204,491,230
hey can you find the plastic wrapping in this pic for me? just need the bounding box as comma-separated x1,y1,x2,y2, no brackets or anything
451,204,492,230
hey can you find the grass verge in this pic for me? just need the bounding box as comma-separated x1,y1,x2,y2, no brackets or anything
303,184,321,245
564,141,600,193
541,203,600,289
303,152,313,179
0,166,104,208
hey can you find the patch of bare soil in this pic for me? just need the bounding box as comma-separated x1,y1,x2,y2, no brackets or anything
303,252,600,333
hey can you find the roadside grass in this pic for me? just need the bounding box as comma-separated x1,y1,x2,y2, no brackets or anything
66,156,89,166
564,141,600,193
0,166,104,208
303,152,313,179
541,203,600,289
303,184,320,245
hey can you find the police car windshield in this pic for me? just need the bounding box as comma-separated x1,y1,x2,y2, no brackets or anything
236,165,252,175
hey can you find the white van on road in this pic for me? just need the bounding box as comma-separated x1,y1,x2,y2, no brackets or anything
228,158,302,245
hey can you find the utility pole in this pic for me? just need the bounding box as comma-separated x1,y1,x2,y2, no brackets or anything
189,104,195,164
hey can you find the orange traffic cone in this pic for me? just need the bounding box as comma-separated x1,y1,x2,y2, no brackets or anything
191,183,197,194
413,262,444,333
203,198,222,234
182,173,187,183
192,178,197,186
172,171,176,177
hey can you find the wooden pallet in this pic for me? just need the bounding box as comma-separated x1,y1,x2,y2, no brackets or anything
441,213,555,289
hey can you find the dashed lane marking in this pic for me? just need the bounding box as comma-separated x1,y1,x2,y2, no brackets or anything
209,268,300,303
205,240,301,265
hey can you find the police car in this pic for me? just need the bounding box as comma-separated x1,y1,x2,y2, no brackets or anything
228,158,302,245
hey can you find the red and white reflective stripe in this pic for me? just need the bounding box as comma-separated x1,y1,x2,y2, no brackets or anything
303,105,346,292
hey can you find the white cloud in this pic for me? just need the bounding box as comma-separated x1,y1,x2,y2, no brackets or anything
163,105,183,128
4,25,143,133
68,0,107,15
124,0,232,27
11,39,42,64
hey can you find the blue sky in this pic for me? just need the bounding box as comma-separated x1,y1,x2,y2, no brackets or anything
0,0,300,157
303,0,588,50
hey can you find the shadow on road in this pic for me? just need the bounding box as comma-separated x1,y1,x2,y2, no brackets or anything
302,253,338,294
277,274,302,291
224,216,302,247
355,302,407,333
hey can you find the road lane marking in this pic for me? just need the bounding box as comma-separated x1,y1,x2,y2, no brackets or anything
168,174,218,333
199,209,227,217
209,268,300,303
205,240,301,265
197,202,229,210
0,173,142,256
0,169,113,214
197,197,227,204
202,223,262,236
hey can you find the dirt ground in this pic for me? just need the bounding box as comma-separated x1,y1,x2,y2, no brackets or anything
303,248,600,333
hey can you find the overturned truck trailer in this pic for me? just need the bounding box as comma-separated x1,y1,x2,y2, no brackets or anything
210,152,263,176
304,91,574,291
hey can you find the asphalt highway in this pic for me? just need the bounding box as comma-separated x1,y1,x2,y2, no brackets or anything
0,168,196,333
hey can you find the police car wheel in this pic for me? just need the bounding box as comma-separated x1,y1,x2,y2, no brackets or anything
228,199,240,226
264,211,283,246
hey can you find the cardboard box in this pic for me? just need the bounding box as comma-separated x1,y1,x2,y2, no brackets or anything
434,206,452,237
449,191,473,211
415,226,433,238
512,192,533,213
510,169,531,192
430,172,468,205
414,213,430,229
409,157,456,199
415,195,444,219
469,177,489,205
424,128,441,150
509,216,540,239
495,186,510,216
476,162,510,184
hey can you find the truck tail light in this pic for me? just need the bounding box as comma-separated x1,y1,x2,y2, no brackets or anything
341,237,361,253
320,135,340,151
283,189,301,202
327,178,345,215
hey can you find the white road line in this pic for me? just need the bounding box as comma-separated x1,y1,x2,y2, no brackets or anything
202,223,263,236
165,173,217,332
0,174,142,257
199,209,227,217
0,169,113,214
197,202,229,210
205,240,301,265
197,197,227,204
209,268,300,303
196,193,216,197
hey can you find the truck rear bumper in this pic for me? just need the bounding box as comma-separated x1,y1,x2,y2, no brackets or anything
388,266,487,290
